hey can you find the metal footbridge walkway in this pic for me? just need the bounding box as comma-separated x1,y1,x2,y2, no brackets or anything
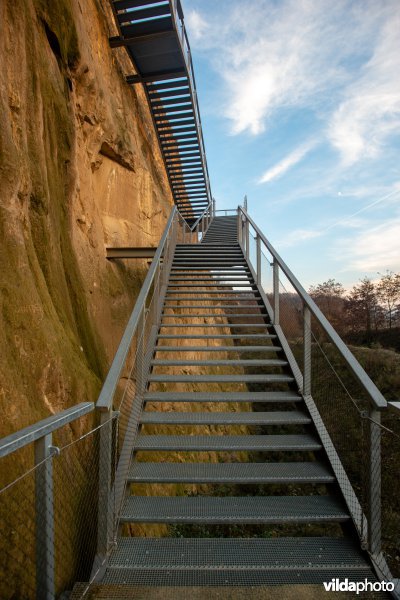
109,0,212,225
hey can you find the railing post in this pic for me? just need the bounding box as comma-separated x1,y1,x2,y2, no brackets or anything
245,219,249,259
35,433,56,600
273,259,279,325
256,234,261,285
303,305,311,396
369,410,382,555
237,208,241,245
97,407,113,559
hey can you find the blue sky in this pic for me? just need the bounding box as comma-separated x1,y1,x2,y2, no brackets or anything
181,0,400,290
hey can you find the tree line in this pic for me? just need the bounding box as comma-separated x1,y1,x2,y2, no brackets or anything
308,272,400,337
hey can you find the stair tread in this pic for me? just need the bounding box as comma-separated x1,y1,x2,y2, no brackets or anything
121,494,346,520
144,391,302,402
151,359,287,366
148,374,293,383
140,410,310,424
157,334,277,339
135,434,321,451
153,346,282,352
107,536,370,570
127,462,335,484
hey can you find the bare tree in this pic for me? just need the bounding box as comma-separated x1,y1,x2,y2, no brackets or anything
309,278,345,332
346,277,379,336
376,271,400,329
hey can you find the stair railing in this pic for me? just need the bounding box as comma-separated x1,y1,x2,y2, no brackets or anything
238,205,400,590
188,199,214,241
95,206,190,565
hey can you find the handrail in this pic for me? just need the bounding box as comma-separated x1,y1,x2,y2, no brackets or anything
239,206,387,410
190,200,212,232
0,402,94,458
96,207,178,411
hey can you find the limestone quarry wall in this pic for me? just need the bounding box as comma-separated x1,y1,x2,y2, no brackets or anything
0,0,174,441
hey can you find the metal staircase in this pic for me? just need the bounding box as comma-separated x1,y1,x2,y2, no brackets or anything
109,0,212,225
98,215,381,588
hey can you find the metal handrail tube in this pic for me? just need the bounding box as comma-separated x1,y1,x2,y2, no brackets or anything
96,207,177,412
239,206,387,410
189,201,212,232
0,402,94,458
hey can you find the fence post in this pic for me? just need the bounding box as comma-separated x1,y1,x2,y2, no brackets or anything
273,259,279,325
303,305,311,396
245,219,250,259
35,433,56,600
97,408,113,559
369,410,382,555
256,234,261,285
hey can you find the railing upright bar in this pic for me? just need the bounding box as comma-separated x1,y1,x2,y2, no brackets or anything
256,234,261,285
303,305,311,396
35,433,55,600
273,259,279,326
369,410,382,554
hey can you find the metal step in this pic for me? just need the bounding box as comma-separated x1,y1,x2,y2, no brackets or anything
143,391,302,403
104,536,374,587
151,359,287,367
153,345,282,353
140,411,309,425
167,284,255,288
161,314,268,319
163,305,265,309
126,463,334,484
159,323,271,328
157,334,277,339
135,433,321,451
120,495,346,523
148,374,293,383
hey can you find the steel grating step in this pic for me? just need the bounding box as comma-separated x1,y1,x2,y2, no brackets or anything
159,324,271,328
140,411,309,425
157,334,277,339
161,314,265,318
102,567,378,588
151,359,287,367
135,434,321,452
153,346,281,353
163,305,264,309
103,537,377,587
148,374,293,383
120,494,346,521
107,536,371,571
127,463,335,485
144,391,302,403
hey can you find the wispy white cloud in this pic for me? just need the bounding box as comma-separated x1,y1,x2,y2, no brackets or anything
186,9,208,41
278,228,323,249
258,139,317,184
335,218,400,272
328,13,400,165
185,0,398,138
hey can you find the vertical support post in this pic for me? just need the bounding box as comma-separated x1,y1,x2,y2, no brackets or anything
244,195,248,211
237,208,241,245
245,219,250,259
256,234,261,285
303,305,311,396
273,259,279,326
212,197,216,218
97,407,113,559
35,433,55,600
136,307,146,395
369,410,382,554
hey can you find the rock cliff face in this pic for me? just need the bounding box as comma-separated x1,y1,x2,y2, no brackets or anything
0,0,174,441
